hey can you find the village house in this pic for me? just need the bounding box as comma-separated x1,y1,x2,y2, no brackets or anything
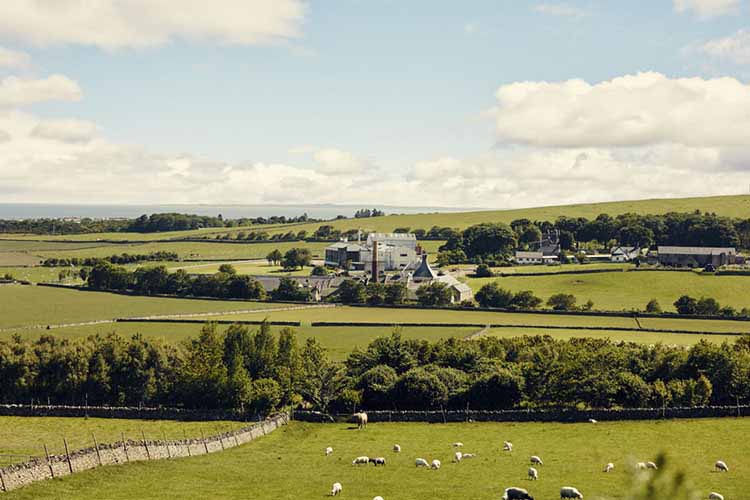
514,251,544,265
610,246,641,262
401,254,473,303
656,246,741,268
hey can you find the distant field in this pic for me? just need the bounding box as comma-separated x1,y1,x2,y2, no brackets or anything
168,260,315,276
480,327,740,346
487,263,631,274
0,285,287,330
467,271,750,312
0,416,247,459
5,419,748,499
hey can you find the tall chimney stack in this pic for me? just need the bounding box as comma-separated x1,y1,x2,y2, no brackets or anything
372,240,379,281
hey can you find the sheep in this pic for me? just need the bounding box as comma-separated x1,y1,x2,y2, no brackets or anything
462,453,476,459
715,460,729,472
588,418,598,424
635,462,647,470
393,444,401,453
646,461,658,470
709,493,724,500
560,486,584,499
352,456,369,465
325,446,333,456
503,441,513,451
528,467,538,480
431,459,441,470
502,486,535,500
604,463,614,473
331,482,342,496
415,458,429,468
530,455,544,466
452,442,464,448
369,457,386,466
353,412,368,429
454,451,463,462
373,497,385,500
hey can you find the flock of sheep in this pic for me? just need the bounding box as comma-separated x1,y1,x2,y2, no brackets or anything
323,414,731,499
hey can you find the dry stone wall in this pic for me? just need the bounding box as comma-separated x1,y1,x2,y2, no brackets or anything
0,413,288,493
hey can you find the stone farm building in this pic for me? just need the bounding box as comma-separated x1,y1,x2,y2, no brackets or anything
514,251,543,265
254,276,345,302
656,246,742,268
325,233,419,272
610,246,641,262
392,254,473,303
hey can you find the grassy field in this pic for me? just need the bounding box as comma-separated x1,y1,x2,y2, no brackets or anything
467,271,750,312
4,418,747,499
0,285,288,330
0,416,247,460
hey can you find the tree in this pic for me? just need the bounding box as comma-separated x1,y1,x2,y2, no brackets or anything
338,279,367,304
282,248,312,270
249,378,282,415
695,297,721,316
357,364,398,409
474,264,493,278
248,321,277,379
225,352,252,411
547,293,577,311
178,323,228,408
226,275,265,299
390,367,448,409
218,263,237,275
461,223,517,258
275,328,302,405
467,369,524,410
365,282,386,305
416,282,452,306
384,283,407,305
674,295,697,315
271,277,312,302
299,338,346,412
310,265,328,276
475,282,514,308
266,249,283,266
646,299,662,313
512,290,543,310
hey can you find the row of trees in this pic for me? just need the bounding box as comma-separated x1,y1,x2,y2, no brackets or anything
3,327,750,413
474,283,591,311
42,251,178,267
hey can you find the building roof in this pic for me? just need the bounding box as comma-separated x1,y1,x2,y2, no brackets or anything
437,275,472,294
657,246,736,256
367,232,416,241
326,242,366,252
515,251,544,259
412,254,438,279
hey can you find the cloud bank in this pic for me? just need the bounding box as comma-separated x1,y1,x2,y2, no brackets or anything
673,0,740,18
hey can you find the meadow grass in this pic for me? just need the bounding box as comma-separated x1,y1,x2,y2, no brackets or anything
4,418,747,499
0,285,286,330
0,417,247,458
467,270,750,312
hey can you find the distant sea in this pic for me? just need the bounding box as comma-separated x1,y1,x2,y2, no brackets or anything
0,203,481,220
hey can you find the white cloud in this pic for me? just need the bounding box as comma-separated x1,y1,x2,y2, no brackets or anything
533,3,588,17
312,148,371,175
673,0,739,18
0,0,306,50
31,119,97,143
0,75,82,107
0,129,10,143
492,72,750,148
0,46,29,68
698,29,750,64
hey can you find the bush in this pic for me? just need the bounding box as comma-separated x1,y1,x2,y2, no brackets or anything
467,369,524,410
474,263,493,277
416,282,453,306
547,293,577,311
645,299,662,313
310,265,329,276
390,368,448,409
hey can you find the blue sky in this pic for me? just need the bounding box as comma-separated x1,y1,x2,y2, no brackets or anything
2,1,750,207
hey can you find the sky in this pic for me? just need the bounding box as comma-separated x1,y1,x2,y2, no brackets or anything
2,0,750,209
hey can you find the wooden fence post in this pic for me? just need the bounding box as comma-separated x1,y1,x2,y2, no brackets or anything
141,430,151,460
63,438,73,474
43,443,54,478
163,432,172,459
121,433,129,462
92,433,102,466
216,428,225,451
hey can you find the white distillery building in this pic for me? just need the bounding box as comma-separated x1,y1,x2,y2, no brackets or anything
325,232,419,272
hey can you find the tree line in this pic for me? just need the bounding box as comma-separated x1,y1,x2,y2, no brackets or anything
3,326,750,414
42,251,178,267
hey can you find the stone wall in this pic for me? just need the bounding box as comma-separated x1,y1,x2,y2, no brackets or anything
0,413,288,493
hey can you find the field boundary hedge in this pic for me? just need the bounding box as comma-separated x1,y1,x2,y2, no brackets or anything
116,318,301,327
0,411,289,492
294,406,748,424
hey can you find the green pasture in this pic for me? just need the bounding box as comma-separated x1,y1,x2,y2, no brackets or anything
0,416,247,460
5,418,747,499
467,271,750,312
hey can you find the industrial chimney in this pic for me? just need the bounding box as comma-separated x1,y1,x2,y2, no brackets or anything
371,240,379,281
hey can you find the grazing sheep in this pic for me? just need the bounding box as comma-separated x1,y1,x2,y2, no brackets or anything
431,459,441,470
530,455,544,466
374,497,384,500
331,482,342,496
635,462,647,470
709,493,724,500
560,486,584,499
352,456,369,465
502,486,535,500
462,453,476,459
453,442,464,448
715,460,729,472
588,418,598,424
415,458,429,468
504,441,513,451
528,467,538,480
646,461,658,470
604,463,614,473
454,451,463,462
369,457,386,466
325,447,333,456
353,412,368,429
393,444,401,453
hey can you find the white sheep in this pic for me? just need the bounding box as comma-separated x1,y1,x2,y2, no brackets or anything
715,460,729,472
709,493,724,500
352,456,369,465
431,459,441,470
325,446,333,456
588,418,598,424
373,497,384,500
462,453,476,459
502,487,534,500
393,444,401,453
452,442,464,448
415,458,429,468
560,486,583,499
636,462,647,470
528,467,538,480
503,441,513,451
646,461,658,470
454,451,463,462
604,463,614,473
331,482,342,496
530,455,544,466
